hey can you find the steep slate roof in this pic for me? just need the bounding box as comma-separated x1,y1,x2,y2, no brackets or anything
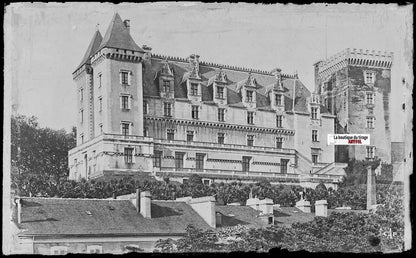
273,207,315,226
144,56,320,113
75,30,103,71
215,205,268,228
98,13,143,52
14,197,210,236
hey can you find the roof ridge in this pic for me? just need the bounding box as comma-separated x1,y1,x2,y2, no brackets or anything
151,53,298,78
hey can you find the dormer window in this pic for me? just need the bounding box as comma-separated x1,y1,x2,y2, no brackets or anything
364,71,375,84
311,107,318,120
216,86,224,99
275,94,282,106
191,83,199,96
163,80,170,92
246,90,254,102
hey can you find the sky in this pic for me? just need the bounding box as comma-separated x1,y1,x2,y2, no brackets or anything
5,2,412,141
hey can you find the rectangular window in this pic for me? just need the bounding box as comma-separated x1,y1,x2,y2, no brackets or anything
312,154,319,164
143,127,148,137
276,115,283,128
167,129,175,140
191,105,199,119
247,111,254,125
121,95,130,110
98,73,102,88
366,92,374,105
218,133,225,144
80,88,84,102
120,71,129,85
312,130,318,142
217,86,224,99
247,135,254,147
98,96,103,112
80,109,84,124
311,107,318,120
366,117,375,129
196,153,205,171
164,102,172,116
163,80,170,92
50,246,68,255
203,179,211,186
242,156,251,172
191,83,198,95
366,146,375,159
124,147,134,164
365,72,375,84
218,108,225,122
187,131,194,142
154,150,162,168
87,245,102,254
280,159,289,174
275,94,282,106
143,101,148,115
175,152,184,169
246,90,253,102
121,122,130,136
276,137,283,149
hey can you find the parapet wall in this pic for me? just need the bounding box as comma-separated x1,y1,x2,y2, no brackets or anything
316,48,394,80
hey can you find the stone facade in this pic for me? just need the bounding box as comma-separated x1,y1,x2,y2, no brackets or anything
68,13,346,187
314,48,393,163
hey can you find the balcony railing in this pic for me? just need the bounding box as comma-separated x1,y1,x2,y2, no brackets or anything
156,167,343,182
102,133,153,142
153,138,296,154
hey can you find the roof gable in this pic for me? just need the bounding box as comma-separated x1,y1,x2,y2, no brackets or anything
99,13,144,52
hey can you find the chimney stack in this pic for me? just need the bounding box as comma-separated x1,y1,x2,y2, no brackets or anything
135,189,140,213
189,196,216,228
16,198,22,224
140,191,151,218
367,165,377,210
315,200,328,217
124,19,130,34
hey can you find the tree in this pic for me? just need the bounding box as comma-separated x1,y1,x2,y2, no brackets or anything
188,174,203,186
11,114,76,197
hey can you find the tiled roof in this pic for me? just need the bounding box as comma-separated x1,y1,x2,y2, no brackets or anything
14,197,210,236
145,56,313,113
98,13,143,53
75,30,102,71
215,205,267,228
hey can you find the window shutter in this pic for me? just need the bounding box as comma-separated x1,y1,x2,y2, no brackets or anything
128,95,132,109
129,122,132,135
120,96,123,109
132,147,136,163
128,71,132,85
120,123,122,135
119,72,122,84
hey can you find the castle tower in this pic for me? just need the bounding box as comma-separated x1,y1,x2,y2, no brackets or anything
69,13,153,180
314,48,393,163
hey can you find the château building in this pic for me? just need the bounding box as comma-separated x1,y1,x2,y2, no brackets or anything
314,48,393,163
68,13,346,188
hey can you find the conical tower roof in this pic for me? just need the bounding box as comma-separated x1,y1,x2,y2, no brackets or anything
99,13,144,52
76,30,103,71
